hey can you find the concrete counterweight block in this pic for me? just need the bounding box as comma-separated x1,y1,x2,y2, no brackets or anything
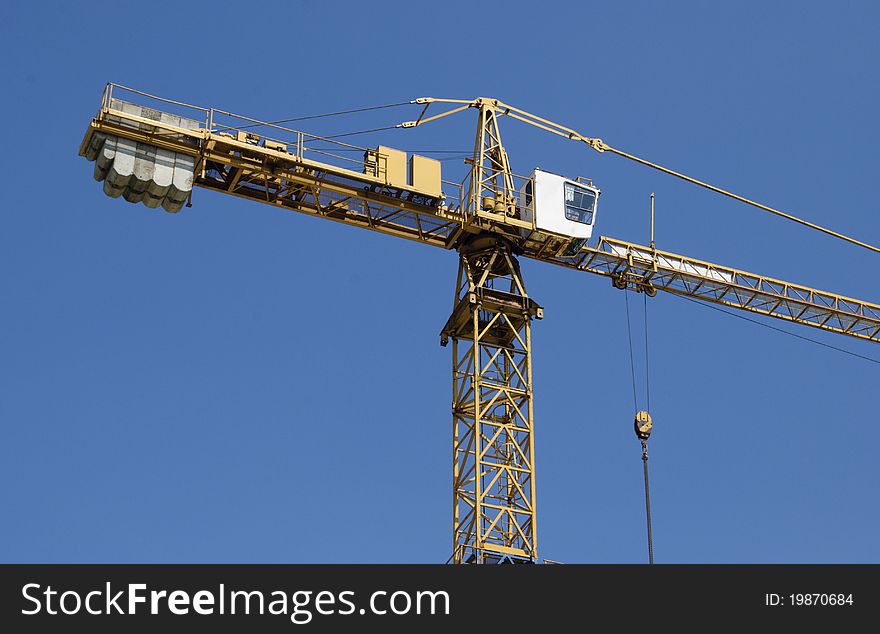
143,147,175,208
123,142,158,204
104,136,136,198
163,153,195,212
93,135,115,182
145,110,189,209
86,99,199,212
84,132,107,162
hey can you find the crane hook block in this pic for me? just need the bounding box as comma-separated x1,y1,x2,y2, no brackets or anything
634,411,653,440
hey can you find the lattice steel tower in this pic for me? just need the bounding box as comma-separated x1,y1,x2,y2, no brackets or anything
442,235,542,563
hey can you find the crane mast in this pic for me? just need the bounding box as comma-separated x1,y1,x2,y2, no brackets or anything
79,84,880,563
442,234,542,563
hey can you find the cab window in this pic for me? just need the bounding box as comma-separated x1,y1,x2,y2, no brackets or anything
564,182,595,225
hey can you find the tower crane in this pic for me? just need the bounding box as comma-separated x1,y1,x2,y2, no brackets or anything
79,84,880,564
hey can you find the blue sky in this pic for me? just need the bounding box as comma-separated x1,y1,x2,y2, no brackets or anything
1,1,878,563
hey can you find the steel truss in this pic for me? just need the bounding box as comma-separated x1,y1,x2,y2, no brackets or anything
442,236,543,564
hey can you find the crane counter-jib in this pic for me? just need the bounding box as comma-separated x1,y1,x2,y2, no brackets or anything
79,96,468,248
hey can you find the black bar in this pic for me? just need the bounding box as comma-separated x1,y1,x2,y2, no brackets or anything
0,564,874,632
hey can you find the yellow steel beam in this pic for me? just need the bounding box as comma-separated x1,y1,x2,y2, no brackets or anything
539,237,880,343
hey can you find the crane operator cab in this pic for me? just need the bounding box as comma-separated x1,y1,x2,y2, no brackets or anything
518,168,600,257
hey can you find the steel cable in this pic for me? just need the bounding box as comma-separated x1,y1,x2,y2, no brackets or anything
220,101,413,133
624,290,639,411
644,293,651,412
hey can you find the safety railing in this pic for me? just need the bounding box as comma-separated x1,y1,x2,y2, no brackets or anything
98,83,461,209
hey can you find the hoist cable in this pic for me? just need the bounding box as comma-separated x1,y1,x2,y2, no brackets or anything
625,290,654,563
644,292,651,412
624,290,639,411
